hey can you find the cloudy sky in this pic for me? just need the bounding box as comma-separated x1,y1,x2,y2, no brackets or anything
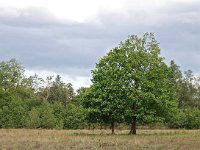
0,0,200,89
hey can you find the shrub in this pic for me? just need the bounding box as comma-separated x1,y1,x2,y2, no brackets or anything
51,102,65,129
63,104,87,129
25,102,56,129
168,108,200,129
0,100,27,128
182,108,200,129
25,107,41,128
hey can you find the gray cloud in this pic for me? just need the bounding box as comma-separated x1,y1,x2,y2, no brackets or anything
0,8,109,76
154,2,200,72
0,1,200,79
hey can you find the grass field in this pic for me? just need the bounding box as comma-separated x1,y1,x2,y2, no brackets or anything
0,129,200,150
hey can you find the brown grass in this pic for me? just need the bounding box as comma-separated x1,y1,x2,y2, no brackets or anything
0,129,200,150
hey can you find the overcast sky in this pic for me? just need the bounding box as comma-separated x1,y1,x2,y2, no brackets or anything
0,0,200,89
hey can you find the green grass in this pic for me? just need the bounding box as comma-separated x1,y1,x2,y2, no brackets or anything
0,129,200,149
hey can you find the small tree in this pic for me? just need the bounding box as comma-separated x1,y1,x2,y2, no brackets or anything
83,33,177,134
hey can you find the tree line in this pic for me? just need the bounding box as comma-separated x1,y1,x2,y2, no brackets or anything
0,33,200,134
0,58,87,129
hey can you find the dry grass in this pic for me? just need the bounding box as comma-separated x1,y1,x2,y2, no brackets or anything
0,129,200,150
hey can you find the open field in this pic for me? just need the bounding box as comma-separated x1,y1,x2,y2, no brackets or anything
0,129,200,150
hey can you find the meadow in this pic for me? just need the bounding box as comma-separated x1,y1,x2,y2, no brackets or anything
0,129,200,150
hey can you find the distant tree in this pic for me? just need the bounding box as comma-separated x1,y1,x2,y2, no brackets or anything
178,70,195,108
193,76,200,108
83,33,178,134
169,61,200,109
73,87,88,105
64,83,75,106
48,75,75,106
23,74,44,92
0,58,24,91
48,75,65,103
40,76,53,101
169,60,182,102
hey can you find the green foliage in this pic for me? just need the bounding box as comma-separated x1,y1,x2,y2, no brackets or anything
38,102,56,129
168,108,200,129
0,90,12,108
24,102,87,129
72,87,87,105
24,98,43,111
9,86,36,101
25,102,56,129
0,99,27,128
0,109,2,128
63,104,87,129
51,102,65,129
167,109,184,128
182,109,200,129
25,107,41,128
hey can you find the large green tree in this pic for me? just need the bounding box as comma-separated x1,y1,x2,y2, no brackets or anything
83,33,178,134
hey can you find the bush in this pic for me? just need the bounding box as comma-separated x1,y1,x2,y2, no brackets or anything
182,108,200,129
0,99,27,128
25,102,56,129
0,90,12,108
25,107,41,128
51,102,65,129
168,108,200,129
24,98,43,111
38,102,56,129
63,104,87,129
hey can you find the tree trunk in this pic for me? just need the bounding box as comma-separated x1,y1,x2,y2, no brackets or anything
129,116,136,135
111,121,115,134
